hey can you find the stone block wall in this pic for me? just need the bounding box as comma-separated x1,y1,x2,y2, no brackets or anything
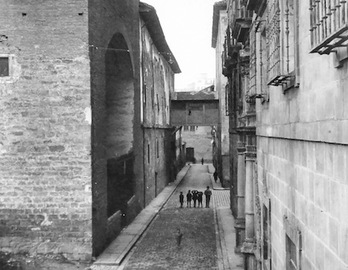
0,0,92,260
256,1,348,269
258,137,347,269
182,127,213,163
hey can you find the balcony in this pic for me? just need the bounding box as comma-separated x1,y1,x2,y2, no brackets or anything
310,0,348,54
246,0,267,16
229,0,253,42
222,43,241,77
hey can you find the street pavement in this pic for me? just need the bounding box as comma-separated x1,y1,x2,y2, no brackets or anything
91,164,243,270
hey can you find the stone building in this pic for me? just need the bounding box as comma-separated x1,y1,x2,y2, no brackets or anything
212,1,231,188
218,0,348,269
0,0,180,261
172,87,217,164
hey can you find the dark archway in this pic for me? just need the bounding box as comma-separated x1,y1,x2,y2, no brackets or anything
105,33,135,218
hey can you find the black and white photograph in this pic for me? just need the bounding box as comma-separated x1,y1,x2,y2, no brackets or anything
0,0,347,269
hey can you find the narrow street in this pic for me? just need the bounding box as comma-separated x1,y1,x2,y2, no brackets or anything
122,164,217,270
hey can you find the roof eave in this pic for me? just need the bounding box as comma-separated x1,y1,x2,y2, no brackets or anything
139,2,181,73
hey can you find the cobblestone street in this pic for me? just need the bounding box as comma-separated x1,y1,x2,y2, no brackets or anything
122,164,218,270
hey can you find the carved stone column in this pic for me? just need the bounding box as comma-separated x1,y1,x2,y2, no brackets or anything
241,143,257,268
245,145,256,242
235,140,246,251
237,141,246,220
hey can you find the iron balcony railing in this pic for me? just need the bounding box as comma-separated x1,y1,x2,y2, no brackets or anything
229,0,253,41
310,0,348,54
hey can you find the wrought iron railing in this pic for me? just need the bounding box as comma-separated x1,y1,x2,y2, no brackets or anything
229,0,253,29
310,0,348,54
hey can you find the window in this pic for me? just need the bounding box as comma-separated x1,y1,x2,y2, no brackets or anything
189,126,197,132
156,138,159,158
0,57,9,77
310,0,348,55
262,201,272,270
156,94,160,113
267,0,299,89
284,216,302,270
286,235,298,270
148,144,150,164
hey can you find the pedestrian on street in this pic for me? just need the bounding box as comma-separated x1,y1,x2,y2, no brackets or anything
186,190,192,207
213,171,218,183
201,157,204,165
192,190,198,207
197,191,203,207
179,191,184,208
175,228,183,248
204,186,212,208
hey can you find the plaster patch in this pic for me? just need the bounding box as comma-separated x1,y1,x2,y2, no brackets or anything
84,107,91,124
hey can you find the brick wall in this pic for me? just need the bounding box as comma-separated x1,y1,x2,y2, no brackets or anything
88,0,142,256
0,0,92,260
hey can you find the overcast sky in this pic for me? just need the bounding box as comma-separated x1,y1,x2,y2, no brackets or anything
144,0,217,91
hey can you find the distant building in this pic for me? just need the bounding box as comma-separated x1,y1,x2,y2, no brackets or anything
0,0,180,260
171,86,218,165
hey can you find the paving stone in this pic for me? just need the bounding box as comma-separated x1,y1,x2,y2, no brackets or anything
123,164,218,270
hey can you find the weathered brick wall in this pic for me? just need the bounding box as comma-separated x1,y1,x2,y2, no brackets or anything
88,0,143,256
0,0,92,260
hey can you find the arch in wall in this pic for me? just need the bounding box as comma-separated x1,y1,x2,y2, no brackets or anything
105,33,135,218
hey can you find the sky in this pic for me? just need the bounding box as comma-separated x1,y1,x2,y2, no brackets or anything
144,0,217,91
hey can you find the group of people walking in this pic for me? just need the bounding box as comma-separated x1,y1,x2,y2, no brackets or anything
179,186,212,208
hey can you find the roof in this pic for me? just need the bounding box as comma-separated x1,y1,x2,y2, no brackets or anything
211,0,227,48
139,2,181,73
172,85,218,101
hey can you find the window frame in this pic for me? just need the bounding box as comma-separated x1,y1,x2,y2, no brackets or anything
266,0,300,90
284,216,302,270
0,56,9,77
280,0,300,90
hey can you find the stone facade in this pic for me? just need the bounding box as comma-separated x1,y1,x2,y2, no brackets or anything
140,9,179,206
219,0,348,269
0,0,179,261
182,126,214,163
212,1,231,188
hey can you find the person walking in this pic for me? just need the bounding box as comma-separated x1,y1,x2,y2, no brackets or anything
192,190,198,207
204,186,212,208
179,191,184,208
197,191,203,207
186,190,192,208
175,228,183,248
201,157,204,165
213,171,218,183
